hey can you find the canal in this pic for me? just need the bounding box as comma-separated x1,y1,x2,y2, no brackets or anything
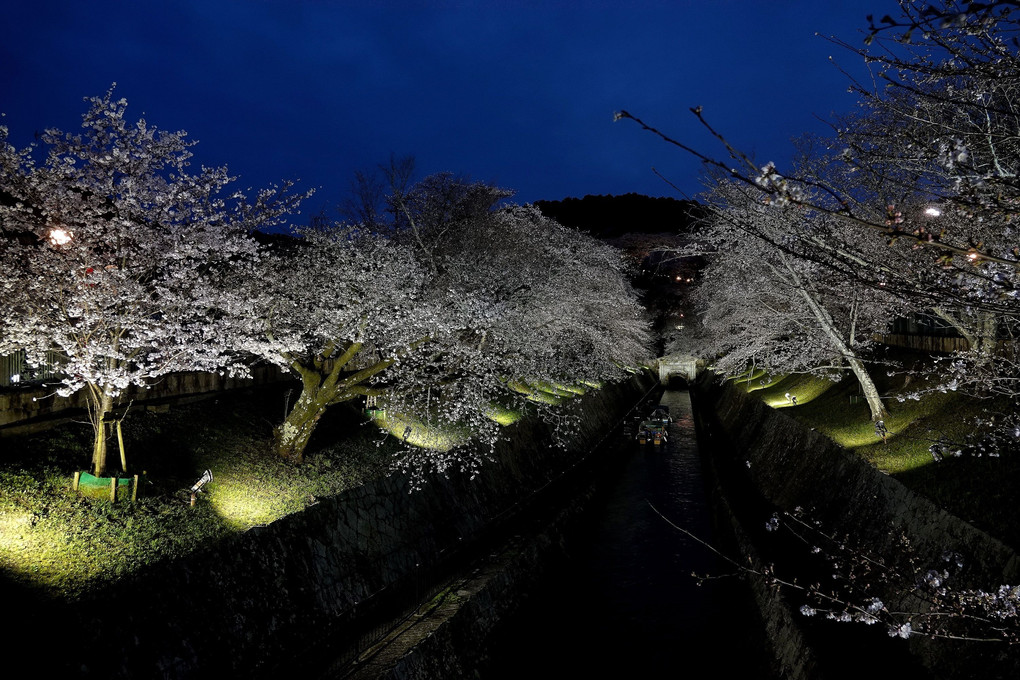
478,389,776,678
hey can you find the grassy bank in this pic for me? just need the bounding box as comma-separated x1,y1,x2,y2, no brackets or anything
0,386,395,600
0,378,592,601
733,353,1020,551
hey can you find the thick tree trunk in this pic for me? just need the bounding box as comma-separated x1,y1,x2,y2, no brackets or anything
273,388,332,463
272,341,401,463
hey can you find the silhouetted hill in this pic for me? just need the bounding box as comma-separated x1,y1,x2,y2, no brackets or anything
251,229,306,254
533,193,705,238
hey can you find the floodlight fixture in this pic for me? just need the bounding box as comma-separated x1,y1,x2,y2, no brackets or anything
191,469,213,493
189,469,213,506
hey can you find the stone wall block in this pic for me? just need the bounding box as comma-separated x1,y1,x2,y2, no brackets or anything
695,372,1020,678
16,371,656,678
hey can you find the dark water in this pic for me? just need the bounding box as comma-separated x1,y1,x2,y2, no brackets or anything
479,390,775,678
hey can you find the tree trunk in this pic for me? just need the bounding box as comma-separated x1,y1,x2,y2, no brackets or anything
272,341,402,463
273,388,332,463
806,303,888,421
87,387,115,477
975,311,998,365
846,353,888,422
779,252,888,421
932,307,998,367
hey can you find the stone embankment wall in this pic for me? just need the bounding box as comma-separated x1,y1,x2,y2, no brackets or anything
17,372,656,679
691,372,1020,680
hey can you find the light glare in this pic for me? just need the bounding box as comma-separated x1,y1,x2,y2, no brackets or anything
47,228,72,245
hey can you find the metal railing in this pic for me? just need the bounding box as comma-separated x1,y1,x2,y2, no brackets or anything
0,350,64,388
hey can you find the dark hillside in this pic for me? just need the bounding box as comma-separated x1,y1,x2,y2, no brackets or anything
533,193,705,238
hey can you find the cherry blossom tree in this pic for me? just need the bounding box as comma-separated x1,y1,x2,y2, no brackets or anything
830,3,1020,399
618,0,1020,431
440,204,653,389
613,0,1020,652
238,176,653,467
233,225,451,463
385,203,653,473
679,181,900,421
0,89,307,477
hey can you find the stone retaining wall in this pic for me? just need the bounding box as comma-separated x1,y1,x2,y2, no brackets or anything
17,372,657,679
691,372,1020,679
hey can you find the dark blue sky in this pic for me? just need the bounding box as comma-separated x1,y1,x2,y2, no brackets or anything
2,1,882,217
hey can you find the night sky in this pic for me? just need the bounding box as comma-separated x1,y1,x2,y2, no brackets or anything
3,1,882,218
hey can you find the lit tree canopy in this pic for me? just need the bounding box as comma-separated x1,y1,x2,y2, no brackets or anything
619,1,1020,411
0,89,307,476
238,177,653,469
677,181,901,421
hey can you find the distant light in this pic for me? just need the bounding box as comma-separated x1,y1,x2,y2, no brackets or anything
47,227,72,245
10,374,20,383
924,207,941,217
968,252,979,261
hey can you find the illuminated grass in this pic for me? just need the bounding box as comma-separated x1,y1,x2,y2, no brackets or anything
730,367,778,392
531,381,577,397
0,391,393,598
740,351,1020,548
504,378,581,405
482,402,523,426
853,391,977,474
0,471,234,597
767,366,991,475
551,382,588,396
506,379,535,396
203,448,321,530
529,392,564,405
371,412,471,451
756,373,835,409
0,505,76,591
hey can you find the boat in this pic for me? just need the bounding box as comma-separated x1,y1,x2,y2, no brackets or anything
635,404,673,446
636,412,669,446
